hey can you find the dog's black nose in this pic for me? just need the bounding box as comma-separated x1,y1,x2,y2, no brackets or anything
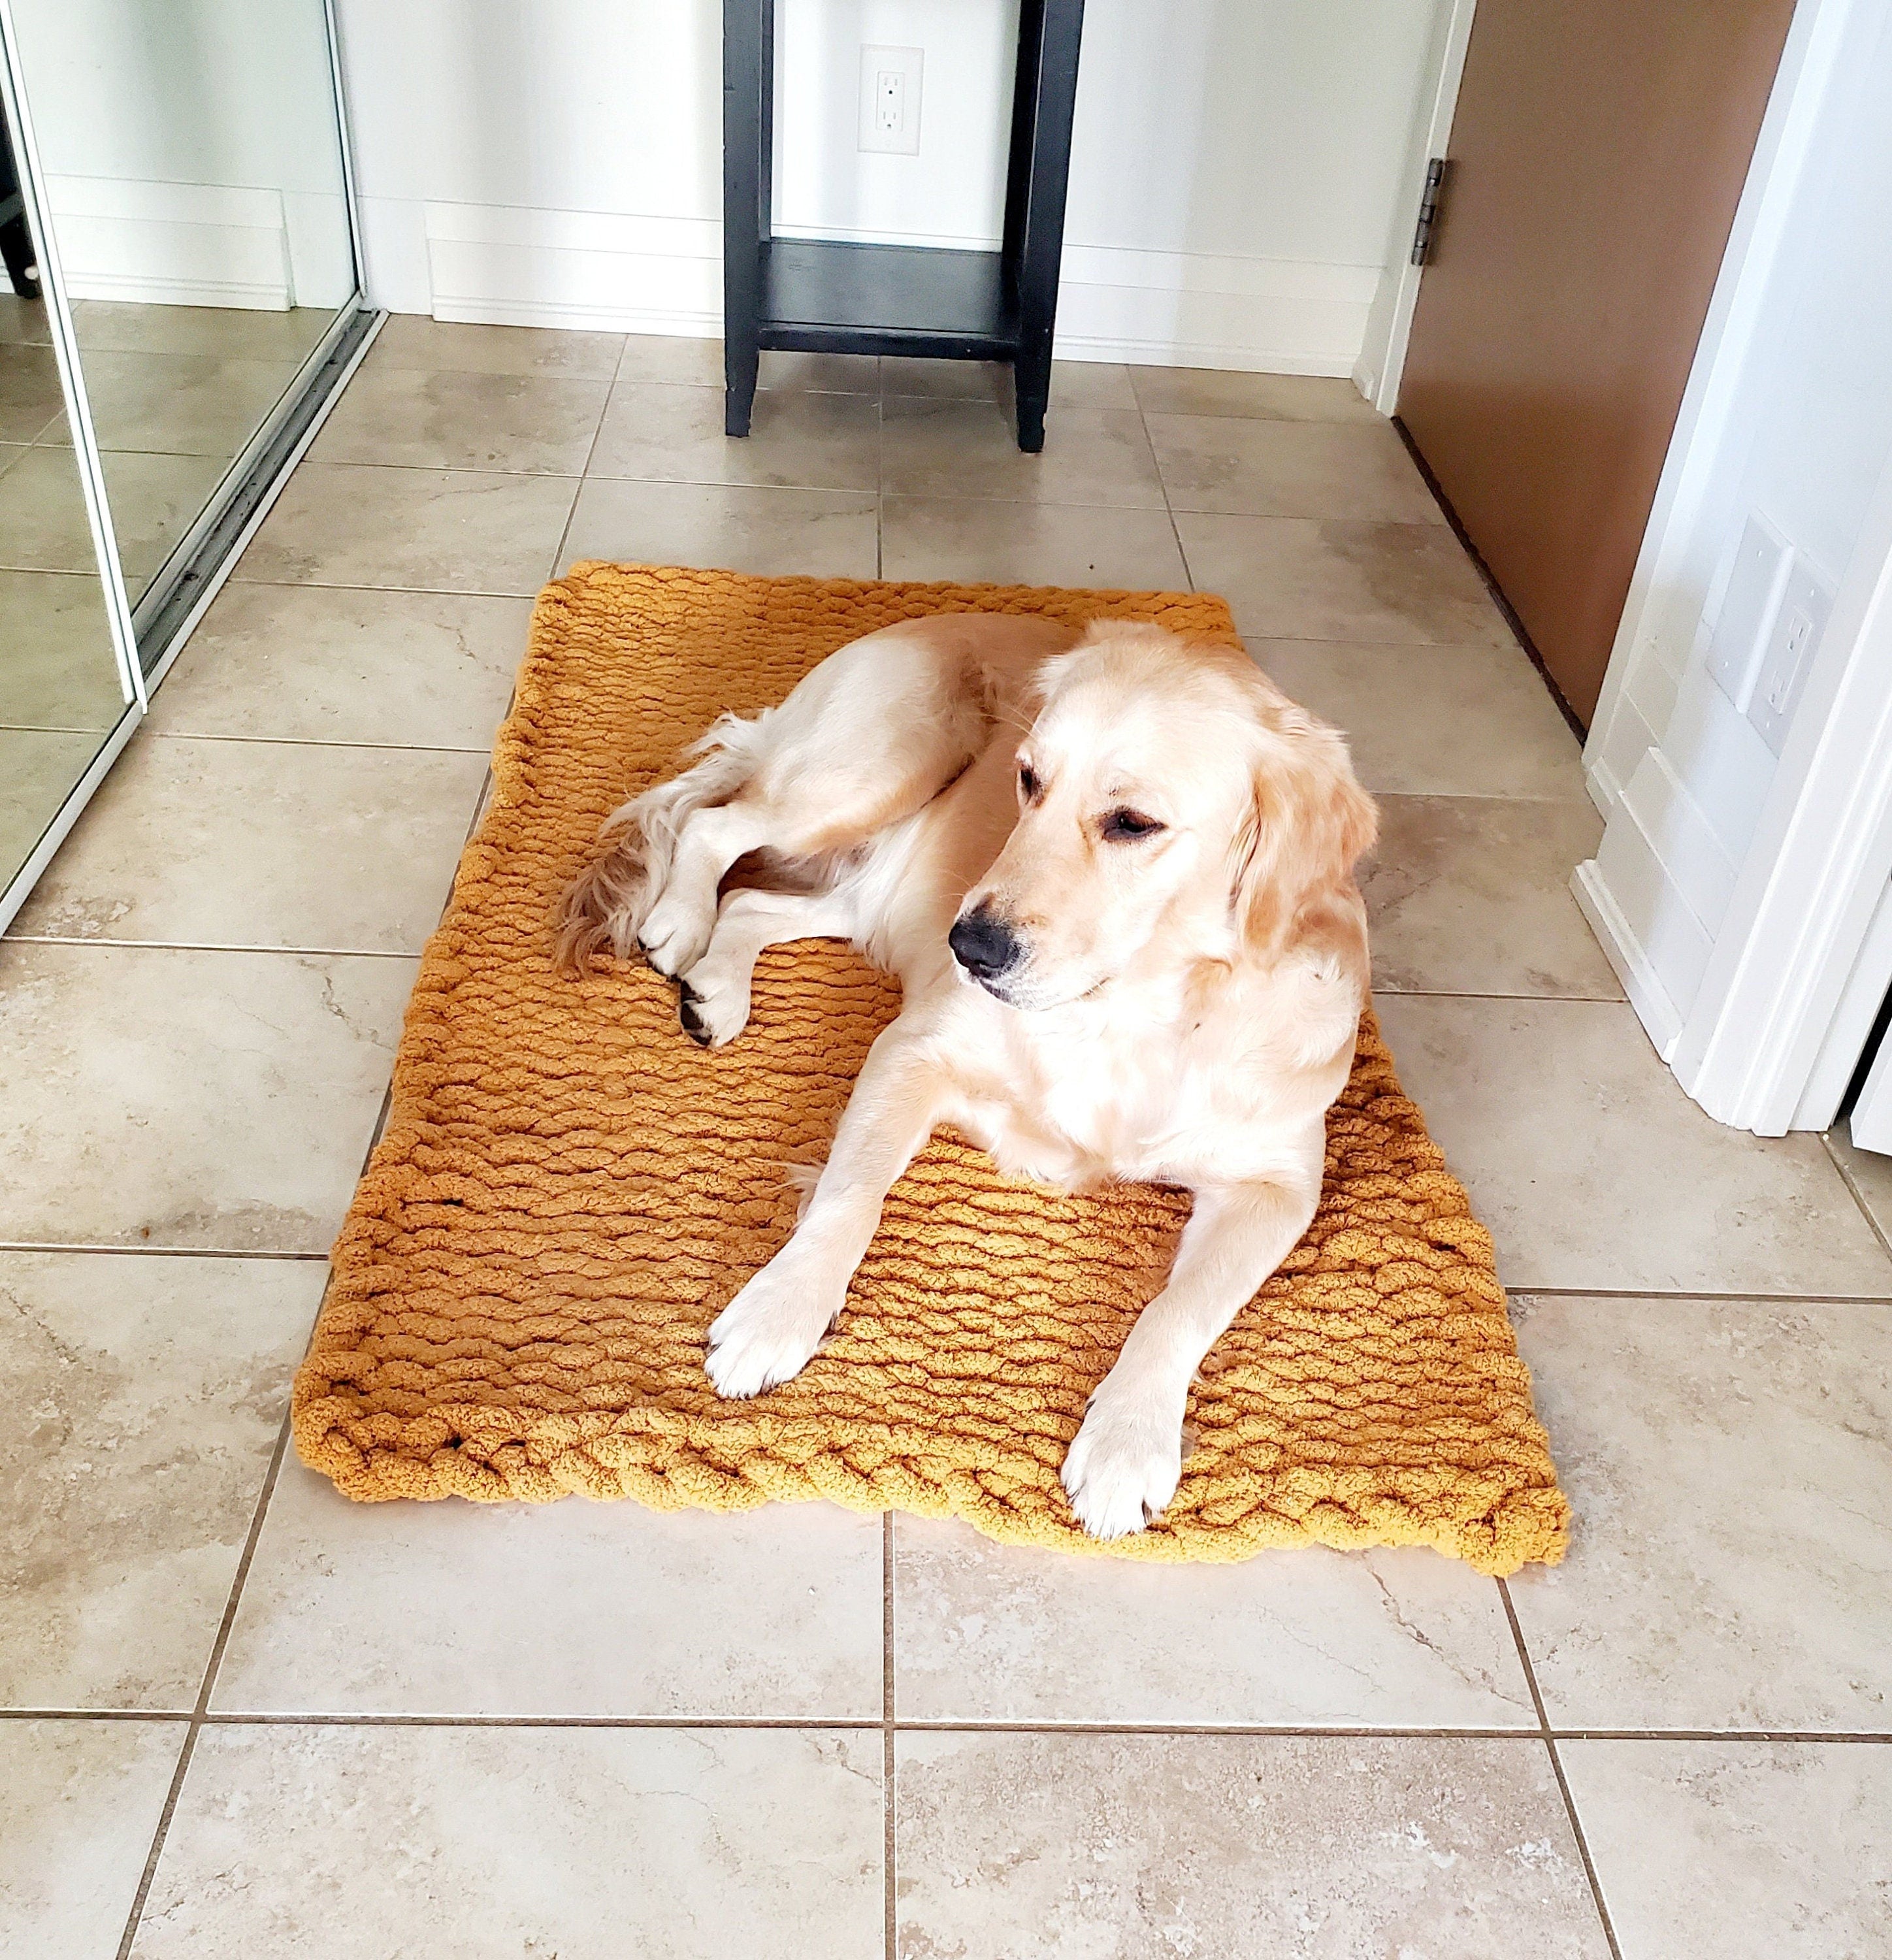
949,906,1022,981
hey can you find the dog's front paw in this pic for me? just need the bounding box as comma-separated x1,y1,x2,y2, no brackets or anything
677,962,751,1048
705,1257,838,1399
1060,1375,1185,1539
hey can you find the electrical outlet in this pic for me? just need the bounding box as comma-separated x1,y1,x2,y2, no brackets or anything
1707,512,1792,710
1747,559,1833,757
858,45,922,155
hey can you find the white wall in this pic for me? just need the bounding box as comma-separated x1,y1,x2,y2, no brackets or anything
10,0,354,308
1578,0,1892,1075
333,0,1439,373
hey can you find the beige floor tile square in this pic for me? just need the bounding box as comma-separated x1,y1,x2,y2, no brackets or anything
881,397,1166,508
144,583,532,750
215,1467,884,1718
0,1253,322,1708
0,438,26,478
613,332,726,385
0,293,52,344
96,449,233,598
880,355,1137,410
0,339,66,443
368,314,626,380
310,365,610,475
1,728,108,877
1507,1295,1892,1730
892,1518,1533,1725
1372,996,1892,1294
561,478,878,580
11,736,487,953
0,443,108,576
1131,365,1380,422
879,495,1187,587
0,1720,184,1960
1179,512,1513,644
1149,413,1444,524
895,1733,1608,1959
1560,1742,1892,1960
74,350,301,460
1823,1122,1892,1249
0,570,127,732
1255,638,1589,800
759,348,881,394
1365,795,1620,998
0,943,413,1250
71,300,334,367
132,1725,883,1959
236,462,578,594
588,382,880,489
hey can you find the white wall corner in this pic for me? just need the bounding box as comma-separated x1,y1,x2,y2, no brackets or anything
355,195,432,315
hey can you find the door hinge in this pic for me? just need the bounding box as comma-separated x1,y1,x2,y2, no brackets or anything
1411,157,1448,267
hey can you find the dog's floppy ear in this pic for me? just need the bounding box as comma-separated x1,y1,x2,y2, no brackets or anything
1229,702,1377,956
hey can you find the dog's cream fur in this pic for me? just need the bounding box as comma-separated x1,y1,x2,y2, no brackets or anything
555,615,1377,1539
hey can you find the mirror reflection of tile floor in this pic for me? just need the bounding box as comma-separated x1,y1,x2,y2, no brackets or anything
2,319,1889,1959
0,295,335,881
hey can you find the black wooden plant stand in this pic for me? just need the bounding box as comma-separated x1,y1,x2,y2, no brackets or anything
722,0,1085,453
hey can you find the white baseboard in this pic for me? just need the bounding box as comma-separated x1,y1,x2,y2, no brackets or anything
1572,860,1686,1060
45,175,293,312
368,197,1375,374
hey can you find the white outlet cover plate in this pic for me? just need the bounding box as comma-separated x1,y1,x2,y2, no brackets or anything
1707,511,1792,710
858,44,923,155
1748,558,1833,757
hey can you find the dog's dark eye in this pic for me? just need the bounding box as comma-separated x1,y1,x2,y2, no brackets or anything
1019,764,1040,800
1102,808,1164,841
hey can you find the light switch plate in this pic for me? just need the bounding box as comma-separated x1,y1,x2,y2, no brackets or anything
858,45,923,155
1707,512,1792,710
1748,558,1833,757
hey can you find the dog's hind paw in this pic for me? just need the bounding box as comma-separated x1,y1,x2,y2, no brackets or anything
1060,1376,1185,1539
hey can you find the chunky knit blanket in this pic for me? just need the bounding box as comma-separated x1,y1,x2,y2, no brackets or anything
292,563,1568,1575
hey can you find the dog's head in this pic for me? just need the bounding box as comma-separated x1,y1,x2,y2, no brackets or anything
949,621,1375,1010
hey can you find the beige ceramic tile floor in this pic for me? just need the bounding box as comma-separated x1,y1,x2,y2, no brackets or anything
4,317,1890,1959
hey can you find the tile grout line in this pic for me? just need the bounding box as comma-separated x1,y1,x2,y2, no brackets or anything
111,1411,295,1960
540,370,609,582
9,1705,1891,1739
1499,1578,1623,1960
1136,374,1196,592
1820,1129,1892,1265
0,1241,331,1260
883,1511,896,1960
3,937,427,958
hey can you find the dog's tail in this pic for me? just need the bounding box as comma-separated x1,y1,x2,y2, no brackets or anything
551,711,766,973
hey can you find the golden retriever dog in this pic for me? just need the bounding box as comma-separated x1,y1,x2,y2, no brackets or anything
554,616,1376,1539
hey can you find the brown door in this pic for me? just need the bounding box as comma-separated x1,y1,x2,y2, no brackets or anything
1398,0,1796,723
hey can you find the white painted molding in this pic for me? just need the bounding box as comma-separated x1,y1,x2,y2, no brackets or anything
1671,444,1892,1132
1582,0,1855,796
372,197,1380,374
42,173,295,310
1794,871,1892,1130
1354,0,1476,414
1571,861,1685,1060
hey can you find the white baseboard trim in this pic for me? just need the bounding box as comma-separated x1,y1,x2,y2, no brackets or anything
1572,860,1686,1060
45,175,296,312
386,198,1375,374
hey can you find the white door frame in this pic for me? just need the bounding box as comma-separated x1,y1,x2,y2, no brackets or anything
1579,0,1892,1135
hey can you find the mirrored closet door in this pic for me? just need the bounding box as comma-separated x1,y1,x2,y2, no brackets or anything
0,0,372,924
